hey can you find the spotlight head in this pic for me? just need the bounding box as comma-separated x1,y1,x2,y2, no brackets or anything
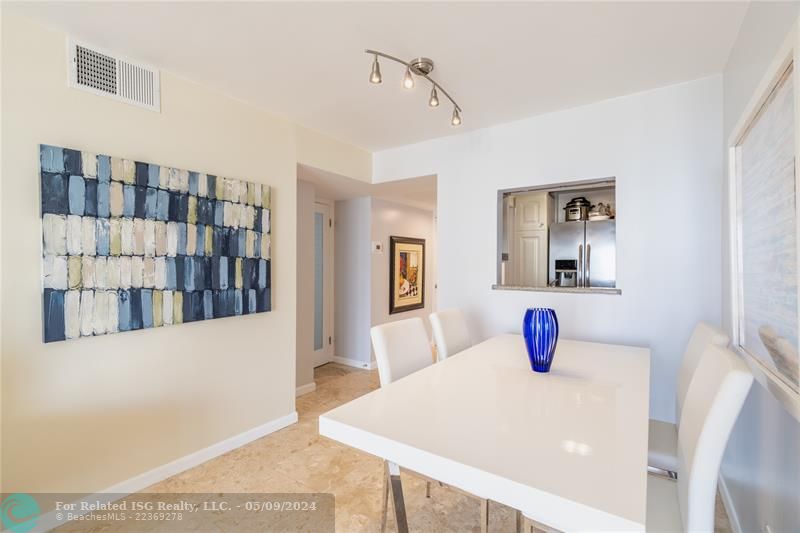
451,107,462,126
429,86,440,107
370,55,382,84
403,66,415,89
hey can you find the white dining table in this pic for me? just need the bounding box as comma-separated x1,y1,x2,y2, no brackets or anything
319,334,650,532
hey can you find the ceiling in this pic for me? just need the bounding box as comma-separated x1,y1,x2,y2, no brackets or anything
11,2,748,151
298,165,436,211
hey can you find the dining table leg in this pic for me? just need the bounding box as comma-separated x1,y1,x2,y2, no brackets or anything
386,461,409,533
380,462,389,533
480,499,489,533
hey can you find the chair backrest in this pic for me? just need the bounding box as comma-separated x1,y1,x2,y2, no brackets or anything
370,317,433,387
677,344,753,532
429,308,472,361
676,322,730,419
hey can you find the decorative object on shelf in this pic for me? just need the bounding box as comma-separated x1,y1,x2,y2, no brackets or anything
389,236,425,314
522,307,559,373
365,49,462,127
564,196,591,221
40,144,272,343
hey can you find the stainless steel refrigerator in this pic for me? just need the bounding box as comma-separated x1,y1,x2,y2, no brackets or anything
549,220,616,288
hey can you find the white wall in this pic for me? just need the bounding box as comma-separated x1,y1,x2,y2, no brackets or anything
333,197,372,364
374,76,723,423
720,4,800,533
371,199,437,336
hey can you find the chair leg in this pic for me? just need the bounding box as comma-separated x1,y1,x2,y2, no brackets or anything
380,462,389,533
480,498,489,533
647,465,678,480
426,481,431,498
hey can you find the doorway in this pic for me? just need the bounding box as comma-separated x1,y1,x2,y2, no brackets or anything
313,201,334,367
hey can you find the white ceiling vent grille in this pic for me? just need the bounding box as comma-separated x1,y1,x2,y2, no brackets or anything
68,38,160,112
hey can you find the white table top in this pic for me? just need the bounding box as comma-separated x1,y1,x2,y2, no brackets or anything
319,334,650,532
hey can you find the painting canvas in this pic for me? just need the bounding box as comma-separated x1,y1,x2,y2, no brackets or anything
389,236,425,314
737,69,799,392
40,144,272,343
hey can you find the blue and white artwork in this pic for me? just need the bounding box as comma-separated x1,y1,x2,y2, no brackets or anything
40,144,272,343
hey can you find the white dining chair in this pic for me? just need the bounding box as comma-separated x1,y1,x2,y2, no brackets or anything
371,318,436,532
646,343,753,532
521,343,753,533
429,308,473,361
371,317,495,533
371,317,433,388
649,321,729,477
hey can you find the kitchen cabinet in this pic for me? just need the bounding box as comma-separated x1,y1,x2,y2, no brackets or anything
513,192,549,231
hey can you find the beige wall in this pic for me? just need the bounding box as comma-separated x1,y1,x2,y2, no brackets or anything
295,125,372,184
295,179,316,389
0,11,367,495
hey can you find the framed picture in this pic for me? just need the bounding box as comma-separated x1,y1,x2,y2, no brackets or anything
389,236,425,314
727,27,800,420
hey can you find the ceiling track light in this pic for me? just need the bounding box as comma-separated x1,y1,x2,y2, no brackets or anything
365,49,462,126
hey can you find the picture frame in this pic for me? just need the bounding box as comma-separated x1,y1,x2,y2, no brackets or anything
389,236,425,314
727,24,800,421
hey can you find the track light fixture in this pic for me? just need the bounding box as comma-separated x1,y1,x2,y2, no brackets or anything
365,49,462,126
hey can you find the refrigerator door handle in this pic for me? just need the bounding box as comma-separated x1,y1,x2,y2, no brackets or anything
585,243,591,288
578,244,583,287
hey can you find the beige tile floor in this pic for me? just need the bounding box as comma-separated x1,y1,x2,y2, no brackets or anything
137,363,732,532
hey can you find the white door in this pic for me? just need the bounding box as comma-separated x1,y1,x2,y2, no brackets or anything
313,202,334,367
514,232,548,287
514,192,548,231
510,192,549,285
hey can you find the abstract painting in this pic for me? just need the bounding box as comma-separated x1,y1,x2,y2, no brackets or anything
40,144,271,343
389,236,425,314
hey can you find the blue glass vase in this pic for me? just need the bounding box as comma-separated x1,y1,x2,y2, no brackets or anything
523,308,559,373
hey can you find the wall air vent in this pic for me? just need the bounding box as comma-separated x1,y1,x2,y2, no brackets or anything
67,38,161,112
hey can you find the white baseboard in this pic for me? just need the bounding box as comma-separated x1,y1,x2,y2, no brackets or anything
296,382,317,396
33,411,298,532
333,355,376,370
718,474,743,533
